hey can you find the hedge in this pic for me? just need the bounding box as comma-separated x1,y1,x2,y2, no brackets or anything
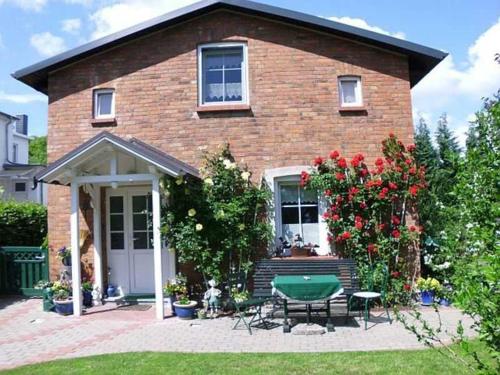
0,200,47,246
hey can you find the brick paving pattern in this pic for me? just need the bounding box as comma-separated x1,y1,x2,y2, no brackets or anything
0,297,474,370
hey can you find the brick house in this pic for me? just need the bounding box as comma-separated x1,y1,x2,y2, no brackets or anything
13,0,446,319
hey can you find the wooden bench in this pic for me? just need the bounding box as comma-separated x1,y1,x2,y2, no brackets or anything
252,258,360,299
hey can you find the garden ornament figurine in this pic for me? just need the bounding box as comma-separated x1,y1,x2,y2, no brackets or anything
204,279,222,318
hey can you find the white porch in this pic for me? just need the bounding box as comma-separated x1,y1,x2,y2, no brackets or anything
35,132,199,320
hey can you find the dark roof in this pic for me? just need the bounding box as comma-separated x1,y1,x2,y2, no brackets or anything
13,0,446,93
35,131,199,184
0,111,19,120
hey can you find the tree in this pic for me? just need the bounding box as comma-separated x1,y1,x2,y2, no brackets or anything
435,113,460,165
414,117,438,174
29,136,47,164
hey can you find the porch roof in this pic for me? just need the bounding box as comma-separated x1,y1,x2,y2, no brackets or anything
35,131,199,185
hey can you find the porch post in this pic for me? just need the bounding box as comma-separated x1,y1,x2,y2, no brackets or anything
152,176,164,320
92,185,103,302
70,182,82,316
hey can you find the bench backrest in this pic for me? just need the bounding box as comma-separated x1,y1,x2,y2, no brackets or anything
252,258,359,298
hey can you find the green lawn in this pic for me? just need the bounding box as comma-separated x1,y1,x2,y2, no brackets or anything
3,342,486,375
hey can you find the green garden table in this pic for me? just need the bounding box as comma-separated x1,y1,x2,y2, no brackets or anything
271,274,343,333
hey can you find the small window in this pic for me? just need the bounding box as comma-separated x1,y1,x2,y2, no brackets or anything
338,76,363,107
94,89,115,119
12,143,18,163
198,43,248,106
14,182,26,192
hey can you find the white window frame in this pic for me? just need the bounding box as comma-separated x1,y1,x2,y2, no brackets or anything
94,89,115,119
338,76,363,107
197,42,249,106
12,143,18,163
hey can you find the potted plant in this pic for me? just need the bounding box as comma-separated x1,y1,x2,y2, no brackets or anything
52,280,73,315
172,294,197,320
82,280,93,308
416,277,441,306
56,246,72,278
163,274,187,314
35,280,54,312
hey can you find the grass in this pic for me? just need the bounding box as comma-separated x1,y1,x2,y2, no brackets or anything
2,341,488,375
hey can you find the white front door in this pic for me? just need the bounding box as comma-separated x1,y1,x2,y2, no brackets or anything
106,187,175,295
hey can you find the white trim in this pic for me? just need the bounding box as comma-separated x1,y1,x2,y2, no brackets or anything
152,176,164,320
264,166,330,256
75,173,155,185
39,137,180,182
338,75,363,107
70,182,82,317
93,89,115,119
197,42,249,107
91,184,103,302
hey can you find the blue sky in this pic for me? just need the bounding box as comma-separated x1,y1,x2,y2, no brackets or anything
0,0,499,145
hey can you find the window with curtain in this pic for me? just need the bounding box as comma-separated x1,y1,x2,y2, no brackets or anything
279,182,319,245
199,44,247,105
94,89,115,118
338,76,363,107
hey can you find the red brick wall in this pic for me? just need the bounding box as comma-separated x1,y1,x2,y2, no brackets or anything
46,10,414,280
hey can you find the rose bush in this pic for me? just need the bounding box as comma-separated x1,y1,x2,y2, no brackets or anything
304,134,427,304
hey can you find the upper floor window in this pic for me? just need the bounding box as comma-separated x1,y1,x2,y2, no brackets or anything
12,143,18,162
198,43,248,106
94,89,115,119
338,76,363,107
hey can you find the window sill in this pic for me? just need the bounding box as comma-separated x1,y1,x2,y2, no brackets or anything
339,106,367,114
91,118,117,127
196,104,251,113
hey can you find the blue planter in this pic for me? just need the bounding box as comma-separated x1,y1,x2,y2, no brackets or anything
54,300,74,315
440,298,451,307
173,301,197,319
83,291,93,307
421,290,435,306
107,285,117,298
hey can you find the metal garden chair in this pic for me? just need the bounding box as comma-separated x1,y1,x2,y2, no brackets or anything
346,263,392,330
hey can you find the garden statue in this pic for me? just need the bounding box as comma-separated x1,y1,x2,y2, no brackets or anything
92,285,101,305
203,279,222,318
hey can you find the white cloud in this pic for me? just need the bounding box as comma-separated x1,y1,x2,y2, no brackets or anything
89,0,197,39
30,32,67,57
62,18,82,34
412,18,500,148
63,0,93,5
329,16,406,39
0,90,47,104
0,0,47,12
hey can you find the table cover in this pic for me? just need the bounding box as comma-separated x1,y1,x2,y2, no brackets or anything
272,274,343,302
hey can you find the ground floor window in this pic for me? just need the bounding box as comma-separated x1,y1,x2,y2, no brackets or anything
278,181,319,246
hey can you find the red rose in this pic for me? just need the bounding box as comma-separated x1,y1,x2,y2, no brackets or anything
367,243,377,254
409,225,417,232
332,214,340,221
355,215,362,222
389,132,395,138
325,189,332,197
360,201,367,209
376,166,384,174
322,212,330,220
405,159,412,166
379,223,386,231
392,229,401,238
378,191,386,199
313,156,324,166
341,231,351,240
349,187,360,196
329,150,340,160
409,185,419,196
375,158,384,167
409,167,416,175
337,157,348,169
407,144,416,153
300,171,310,186
359,168,369,177
404,284,411,292
382,187,389,194
336,172,346,181
392,215,401,226
391,271,401,278
388,182,398,190
355,221,363,230
351,158,360,168
336,195,343,204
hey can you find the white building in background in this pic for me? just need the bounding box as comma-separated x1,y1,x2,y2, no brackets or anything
0,111,46,205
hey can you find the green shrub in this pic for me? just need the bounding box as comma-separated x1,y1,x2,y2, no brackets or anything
0,200,47,246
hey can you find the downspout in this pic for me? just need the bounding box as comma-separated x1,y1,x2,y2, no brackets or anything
4,118,17,164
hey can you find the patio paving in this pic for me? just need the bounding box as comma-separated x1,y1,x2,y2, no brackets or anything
0,296,475,370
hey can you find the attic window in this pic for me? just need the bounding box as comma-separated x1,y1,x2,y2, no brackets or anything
94,89,115,119
338,76,363,107
198,43,248,106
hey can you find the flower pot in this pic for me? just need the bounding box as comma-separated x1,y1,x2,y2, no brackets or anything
107,285,117,298
54,299,74,315
421,290,435,306
172,301,197,320
82,290,93,308
62,257,72,267
439,298,451,307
